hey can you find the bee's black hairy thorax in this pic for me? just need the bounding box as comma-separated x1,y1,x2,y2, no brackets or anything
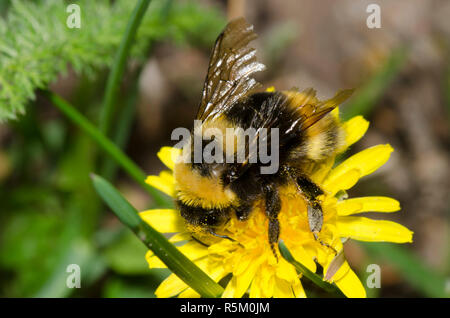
225,92,307,163
190,92,310,175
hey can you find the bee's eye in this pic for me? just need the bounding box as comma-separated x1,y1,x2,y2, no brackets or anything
224,170,237,184
204,211,217,223
201,208,228,226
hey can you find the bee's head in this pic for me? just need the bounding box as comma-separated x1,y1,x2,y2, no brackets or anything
173,160,237,211
177,200,231,229
173,159,236,230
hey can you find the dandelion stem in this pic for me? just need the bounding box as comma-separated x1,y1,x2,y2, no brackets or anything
43,90,172,207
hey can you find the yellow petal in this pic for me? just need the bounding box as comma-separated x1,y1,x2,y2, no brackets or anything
234,251,254,276
324,250,347,281
276,258,298,283
324,257,350,282
260,265,275,297
200,258,228,282
337,216,413,243
178,288,201,298
292,278,306,298
334,265,367,298
169,232,191,243
323,168,361,196
337,197,400,216
155,273,188,298
273,277,295,298
234,259,261,298
223,257,261,298
266,86,275,92
146,250,167,268
140,209,185,233
222,276,238,298
311,156,336,185
178,241,209,261
249,273,263,298
145,171,175,197
330,106,340,119
208,239,236,255
288,245,317,273
157,147,181,171
323,144,393,195
340,116,369,150
155,257,225,298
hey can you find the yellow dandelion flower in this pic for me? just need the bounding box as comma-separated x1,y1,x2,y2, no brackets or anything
140,114,413,298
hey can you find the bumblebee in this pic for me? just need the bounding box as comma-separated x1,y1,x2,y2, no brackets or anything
173,18,353,256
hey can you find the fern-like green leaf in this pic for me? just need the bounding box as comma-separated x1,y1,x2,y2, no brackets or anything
0,0,225,121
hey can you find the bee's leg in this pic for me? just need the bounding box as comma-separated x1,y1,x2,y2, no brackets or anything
307,201,323,236
207,228,236,242
191,235,210,247
206,228,245,248
192,229,236,245
263,184,282,261
307,202,337,254
296,175,337,254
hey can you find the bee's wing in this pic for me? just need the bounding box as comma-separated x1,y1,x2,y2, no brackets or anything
196,18,266,121
241,88,354,170
294,88,354,130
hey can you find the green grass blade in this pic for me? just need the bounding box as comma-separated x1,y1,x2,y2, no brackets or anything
278,241,344,296
100,1,173,182
101,83,138,181
91,174,224,298
359,242,448,298
99,0,152,136
44,90,172,207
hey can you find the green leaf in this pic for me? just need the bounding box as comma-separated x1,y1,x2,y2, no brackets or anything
359,242,449,298
91,174,224,298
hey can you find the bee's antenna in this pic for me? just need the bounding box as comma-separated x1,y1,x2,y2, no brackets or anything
208,229,235,242
313,232,337,255
207,229,245,248
191,235,210,247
